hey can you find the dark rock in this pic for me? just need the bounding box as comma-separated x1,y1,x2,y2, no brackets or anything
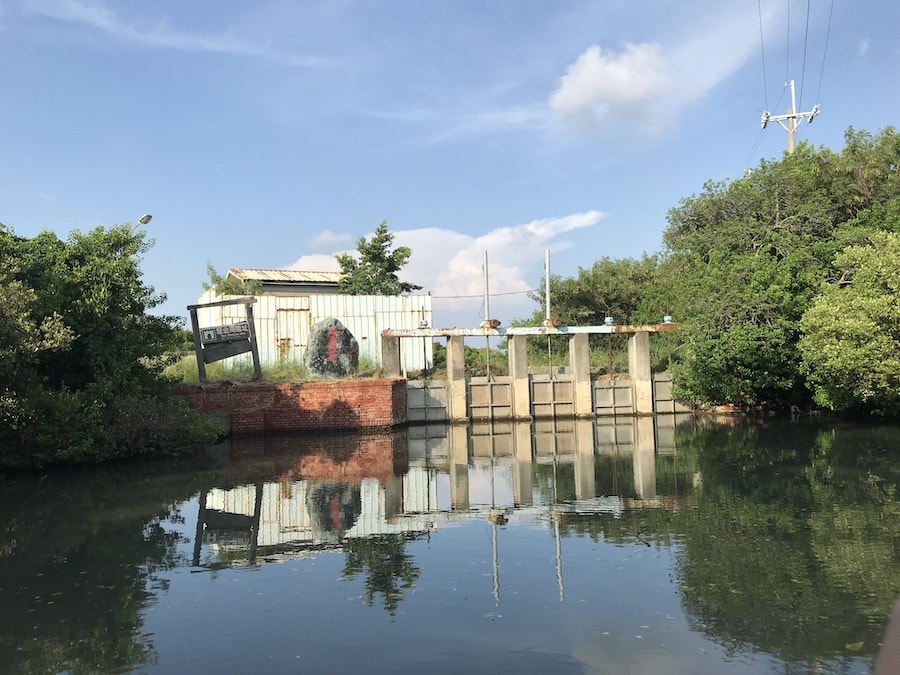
304,317,359,378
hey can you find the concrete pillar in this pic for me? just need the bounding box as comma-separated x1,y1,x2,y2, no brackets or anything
569,333,594,416
446,336,468,420
513,421,533,506
628,332,654,415
449,424,470,510
382,335,401,378
632,417,657,499
508,335,532,419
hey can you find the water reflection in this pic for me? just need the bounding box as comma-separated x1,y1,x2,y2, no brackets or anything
1,416,898,674
192,417,689,571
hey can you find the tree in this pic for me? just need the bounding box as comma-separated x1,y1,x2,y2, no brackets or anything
799,231,900,415
0,223,219,467
202,262,262,296
659,129,900,409
336,221,422,294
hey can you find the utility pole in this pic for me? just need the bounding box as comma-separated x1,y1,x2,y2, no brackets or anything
760,80,820,154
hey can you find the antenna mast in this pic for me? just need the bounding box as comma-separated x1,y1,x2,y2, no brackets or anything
760,79,820,154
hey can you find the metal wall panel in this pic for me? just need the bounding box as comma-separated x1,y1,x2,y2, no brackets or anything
194,291,432,370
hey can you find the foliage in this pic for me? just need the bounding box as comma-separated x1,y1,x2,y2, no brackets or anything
671,419,900,659
336,221,422,294
0,223,220,468
503,127,900,411
658,127,900,409
201,262,262,296
428,340,507,376
342,534,421,615
799,231,900,415
513,255,667,366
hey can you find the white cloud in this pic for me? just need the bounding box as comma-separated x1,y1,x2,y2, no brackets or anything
287,211,603,327
859,37,870,57
309,229,354,251
549,3,769,134
23,0,330,67
549,43,673,129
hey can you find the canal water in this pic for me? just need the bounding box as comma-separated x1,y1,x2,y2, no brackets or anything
1,416,898,674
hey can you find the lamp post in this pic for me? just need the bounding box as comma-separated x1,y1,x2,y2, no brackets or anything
131,213,152,233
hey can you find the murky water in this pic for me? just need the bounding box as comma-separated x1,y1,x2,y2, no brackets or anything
1,416,898,674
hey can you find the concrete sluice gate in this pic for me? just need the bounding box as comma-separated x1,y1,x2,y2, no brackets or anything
385,324,688,422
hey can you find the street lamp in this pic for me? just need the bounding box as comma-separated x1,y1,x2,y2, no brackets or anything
131,214,152,233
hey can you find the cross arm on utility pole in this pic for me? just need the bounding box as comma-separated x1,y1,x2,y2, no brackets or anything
760,80,820,153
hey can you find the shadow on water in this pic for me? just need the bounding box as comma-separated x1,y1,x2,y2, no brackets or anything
1,416,899,672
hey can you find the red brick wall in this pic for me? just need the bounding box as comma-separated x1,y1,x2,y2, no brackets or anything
174,379,407,434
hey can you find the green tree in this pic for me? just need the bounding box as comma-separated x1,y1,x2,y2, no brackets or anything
336,221,422,294
0,223,218,467
799,231,900,415
659,129,900,409
514,255,667,370
202,262,262,296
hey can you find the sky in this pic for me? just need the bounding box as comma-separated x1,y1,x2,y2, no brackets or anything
2,0,898,330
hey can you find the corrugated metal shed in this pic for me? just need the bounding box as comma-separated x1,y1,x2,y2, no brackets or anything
195,286,433,373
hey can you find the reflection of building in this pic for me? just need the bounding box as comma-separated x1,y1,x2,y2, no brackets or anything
195,415,695,567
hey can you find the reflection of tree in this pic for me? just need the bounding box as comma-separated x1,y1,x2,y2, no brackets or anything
0,461,208,674
673,419,900,661
342,535,421,615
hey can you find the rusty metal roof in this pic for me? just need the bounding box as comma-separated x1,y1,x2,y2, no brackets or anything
227,268,342,284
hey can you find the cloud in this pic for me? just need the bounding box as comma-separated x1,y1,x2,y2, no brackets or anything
287,211,603,327
23,0,330,67
549,4,768,133
309,229,354,251
549,43,673,129
858,37,870,57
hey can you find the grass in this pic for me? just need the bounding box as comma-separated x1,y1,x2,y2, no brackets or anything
165,352,380,384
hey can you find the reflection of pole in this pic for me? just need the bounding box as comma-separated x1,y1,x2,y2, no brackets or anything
554,515,564,602
492,520,500,605
193,489,208,567
552,455,564,601
490,448,500,605
248,482,264,565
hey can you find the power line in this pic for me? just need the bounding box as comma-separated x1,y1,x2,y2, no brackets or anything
815,0,835,103
431,289,535,300
799,0,812,108
757,0,769,110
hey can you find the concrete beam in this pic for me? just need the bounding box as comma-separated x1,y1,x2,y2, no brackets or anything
383,323,678,338
382,335,401,378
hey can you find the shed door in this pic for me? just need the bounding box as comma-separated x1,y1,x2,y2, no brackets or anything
276,307,310,362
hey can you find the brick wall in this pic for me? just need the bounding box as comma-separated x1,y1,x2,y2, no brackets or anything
175,379,407,434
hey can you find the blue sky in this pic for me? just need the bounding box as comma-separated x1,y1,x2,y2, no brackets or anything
2,0,897,329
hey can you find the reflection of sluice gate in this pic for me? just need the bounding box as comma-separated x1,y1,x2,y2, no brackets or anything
195,415,693,567
409,415,690,510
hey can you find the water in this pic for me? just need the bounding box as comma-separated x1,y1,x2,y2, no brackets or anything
1,416,898,674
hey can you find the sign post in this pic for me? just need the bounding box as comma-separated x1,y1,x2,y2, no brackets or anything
187,297,262,383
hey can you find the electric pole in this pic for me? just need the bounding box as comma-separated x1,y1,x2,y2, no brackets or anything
760,80,820,153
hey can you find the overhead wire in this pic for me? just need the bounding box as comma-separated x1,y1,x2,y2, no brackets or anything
747,0,833,163
799,0,812,108
757,0,769,111
815,0,835,103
